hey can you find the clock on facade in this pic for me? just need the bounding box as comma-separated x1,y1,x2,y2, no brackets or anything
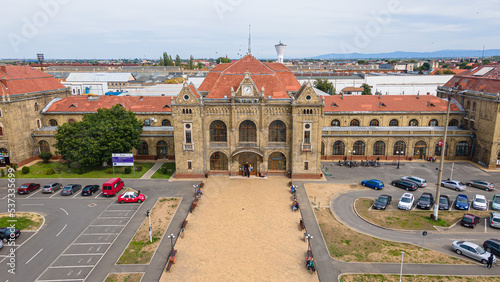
243,86,252,94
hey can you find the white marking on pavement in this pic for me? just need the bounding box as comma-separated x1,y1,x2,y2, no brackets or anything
50,191,61,198
26,189,42,198
73,242,111,245
50,265,94,269
26,248,43,264
81,233,118,235
60,253,104,256
72,192,80,199
56,224,67,237
89,224,125,227
36,279,84,282
60,208,69,215
94,192,102,198
21,203,44,206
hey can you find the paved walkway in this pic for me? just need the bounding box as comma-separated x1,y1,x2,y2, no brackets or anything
140,161,166,179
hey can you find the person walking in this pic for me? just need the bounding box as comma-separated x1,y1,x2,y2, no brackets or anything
487,253,494,269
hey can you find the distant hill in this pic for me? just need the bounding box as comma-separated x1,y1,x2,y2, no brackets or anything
311,49,500,60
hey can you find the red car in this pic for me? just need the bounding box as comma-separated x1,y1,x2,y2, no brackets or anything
118,191,145,204
18,183,40,194
461,213,480,228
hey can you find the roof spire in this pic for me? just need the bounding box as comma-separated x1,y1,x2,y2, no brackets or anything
248,24,251,55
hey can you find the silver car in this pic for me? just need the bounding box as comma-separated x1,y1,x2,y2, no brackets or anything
452,240,496,264
466,180,495,191
441,180,466,191
490,212,500,229
42,183,62,193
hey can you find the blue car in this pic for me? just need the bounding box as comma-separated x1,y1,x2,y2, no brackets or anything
361,179,384,190
455,194,470,210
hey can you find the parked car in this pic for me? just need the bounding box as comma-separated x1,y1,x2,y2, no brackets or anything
391,179,418,191
416,193,434,210
489,212,500,229
361,179,384,190
492,194,500,211
61,184,82,196
461,213,480,228
102,178,124,197
483,239,500,257
398,193,414,210
373,194,392,210
441,180,466,191
455,194,470,210
0,240,3,249
472,194,488,210
42,183,62,194
452,240,496,264
401,176,427,188
82,185,100,196
466,180,495,191
0,227,21,242
17,183,40,194
118,191,146,204
439,195,450,210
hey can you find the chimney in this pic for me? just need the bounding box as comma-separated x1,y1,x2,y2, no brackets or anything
0,66,6,73
417,91,420,99
139,96,144,101
378,92,381,99
341,92,344,99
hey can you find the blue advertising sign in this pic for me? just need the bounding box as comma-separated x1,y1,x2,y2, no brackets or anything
112,153,134,166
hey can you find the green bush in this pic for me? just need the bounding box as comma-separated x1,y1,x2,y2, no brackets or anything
106,168,113,174
22,166,30,174
124,166,132,174
135,165,143,172
12,164,17,171
1,169,4,177
76,167,85,174
39,152,53,163
45,168,56,175
159,167,169,175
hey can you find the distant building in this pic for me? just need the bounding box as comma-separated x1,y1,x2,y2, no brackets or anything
341,87,363,95
65,72,135,89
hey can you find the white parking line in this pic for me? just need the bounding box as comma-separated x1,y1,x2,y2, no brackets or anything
37,279,83,282
22,204,44,206
50,265,94,269
72,192,80,199
72,242,111,245
94,192,102,198
26,248,43,264
50,191,62,198
26,189,42,198
81,233,119,235
60,208,69,215
56,224,67,237
60,253,104,256
88,225,125,227
92,216,128,219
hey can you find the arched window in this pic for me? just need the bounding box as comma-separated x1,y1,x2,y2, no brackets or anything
38,140,50,153
389,119,399,126
408,119,418,126
268,152,286,171
332,141,345,155
49,119,58,126
373,141,385,155
321,142,325,156
435,141,448,156
393,140,406,155
162,119,171,126
210,152,228,170
350,119,360,126
449,119,459,126
137,140,148,155
428,119,438,126
34,102,39,111
369,119,379,126
331,119,340,126
353,141,365,155
239,120,256,142
456,141,469,156
414,141,427,159
472,102,476,111
36,120,41,129
210,120,227,142
156,140,168,158
269,120,286,142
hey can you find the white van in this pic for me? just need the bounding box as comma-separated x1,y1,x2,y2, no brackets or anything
401,176,427,188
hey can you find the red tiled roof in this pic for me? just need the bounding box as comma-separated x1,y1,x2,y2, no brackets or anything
200,55,301,99
189,84,200,98
442,64,500,94
323,95,461,112
430,68,468,75
46,96,172,113
0,66,65,96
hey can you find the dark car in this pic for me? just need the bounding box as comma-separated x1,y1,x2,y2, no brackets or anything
417,192,434,210
373,194,392,210
0,228,21,242
391,179,418,191
438,195,450,210
61,184,82,196
483,239,500,257
461,213,480,228
455,194,470,210
18,183,40,194
82,185,100,196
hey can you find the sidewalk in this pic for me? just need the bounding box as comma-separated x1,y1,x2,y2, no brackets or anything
140,161,165,179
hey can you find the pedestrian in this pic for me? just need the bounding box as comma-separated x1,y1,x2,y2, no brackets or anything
487,253,494,269
248,165,253,177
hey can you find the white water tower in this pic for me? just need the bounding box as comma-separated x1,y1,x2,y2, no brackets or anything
275,41,287,64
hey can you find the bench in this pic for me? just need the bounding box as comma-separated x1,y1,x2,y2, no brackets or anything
182,219,188,229
165,249,177,272
200,182,204,188
190,200,198,213
299,219,305,231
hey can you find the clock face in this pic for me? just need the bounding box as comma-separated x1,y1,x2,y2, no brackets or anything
243,86,251,94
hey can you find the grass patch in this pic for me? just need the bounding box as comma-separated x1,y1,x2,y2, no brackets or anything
340,274,500,282
14,161,155,178
104,272,143,282
0,213,43,230
150,162,176,179
117,197,180,264
355,198,490,230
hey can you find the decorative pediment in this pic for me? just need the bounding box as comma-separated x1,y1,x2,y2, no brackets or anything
174,81,200,105
234,71,259,98
295,80,321,104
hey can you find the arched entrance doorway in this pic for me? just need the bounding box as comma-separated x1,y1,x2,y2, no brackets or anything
414,141,427,160
0,148,10,166
156,140,168,159
238,152,260,176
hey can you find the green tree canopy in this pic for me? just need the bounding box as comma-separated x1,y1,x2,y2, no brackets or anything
216,57,231,64
54,105,143,167
361,83,372,95
188,55,194,69
313,79,335,95
175,55,182,67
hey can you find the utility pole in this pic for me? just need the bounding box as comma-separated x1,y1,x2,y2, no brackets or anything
433,95,452,220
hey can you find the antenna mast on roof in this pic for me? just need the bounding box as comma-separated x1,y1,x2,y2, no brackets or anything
248,24,251,56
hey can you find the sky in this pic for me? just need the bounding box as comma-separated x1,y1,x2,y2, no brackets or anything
2,0,500,60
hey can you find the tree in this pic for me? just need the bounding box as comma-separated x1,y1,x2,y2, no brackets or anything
421,62,431,71
162,52,169,66
175,55,182,67
357,60,366,65
188,55,194,69
39,152,53,163
159,56,164,66
483,59,491,65
216,57,231,64
313,79,335,95
361,83,372,95
197,62,204,69
55,105,143,167
442,69,455,75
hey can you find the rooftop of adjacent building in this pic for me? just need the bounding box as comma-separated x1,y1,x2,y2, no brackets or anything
0,65,66,96
442,64,500,95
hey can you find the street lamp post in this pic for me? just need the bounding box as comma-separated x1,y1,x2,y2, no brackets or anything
305,233,313,252
168,234,175,256
400,251,405,282
397,150,403,169
146,210,152,243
